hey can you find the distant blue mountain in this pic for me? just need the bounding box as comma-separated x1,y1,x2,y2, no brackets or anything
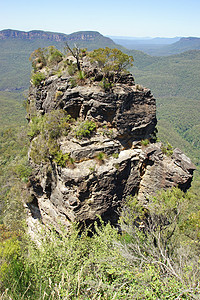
109,36,181,45
110,36,200,56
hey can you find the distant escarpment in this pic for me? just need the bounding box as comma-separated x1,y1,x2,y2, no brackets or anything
0,29,115,45
26,47,195,232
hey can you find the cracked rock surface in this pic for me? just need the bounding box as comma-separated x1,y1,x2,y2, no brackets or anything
27,62,195,232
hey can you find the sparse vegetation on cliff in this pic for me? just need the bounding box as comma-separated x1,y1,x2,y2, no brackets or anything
28,110,74,164
161,141,173,156
75,120,96,139
88,47,134,72
31,72,45,86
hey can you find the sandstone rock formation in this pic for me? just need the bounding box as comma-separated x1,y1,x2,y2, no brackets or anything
27,52,195,232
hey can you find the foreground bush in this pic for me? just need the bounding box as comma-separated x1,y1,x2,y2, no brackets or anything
1,189,200,299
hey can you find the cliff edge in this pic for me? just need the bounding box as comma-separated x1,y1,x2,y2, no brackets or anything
26,47,195,232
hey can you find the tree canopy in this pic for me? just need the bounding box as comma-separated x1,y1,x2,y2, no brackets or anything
88,47,134,73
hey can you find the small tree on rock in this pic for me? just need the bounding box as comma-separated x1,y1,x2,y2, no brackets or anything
88,47,134,74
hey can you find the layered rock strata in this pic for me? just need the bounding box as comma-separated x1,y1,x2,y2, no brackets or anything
27,59,195,232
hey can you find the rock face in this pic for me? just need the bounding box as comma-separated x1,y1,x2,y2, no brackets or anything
27,55,195,232
28,76,156,146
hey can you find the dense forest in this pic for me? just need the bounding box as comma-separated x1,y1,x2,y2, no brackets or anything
0,31,200,299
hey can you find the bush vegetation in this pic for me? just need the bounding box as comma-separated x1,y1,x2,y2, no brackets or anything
29,46,63,72
95,151,105,164
31,72,46,86
88,47,134,73
28,110,74,165
1,188,200,299
75,120,96,139
141,139,150,146
161,142,173,156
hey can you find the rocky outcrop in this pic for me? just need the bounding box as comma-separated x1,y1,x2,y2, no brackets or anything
28,141,195,232
27,54,195,232
137,144,195,201
28,75,156,146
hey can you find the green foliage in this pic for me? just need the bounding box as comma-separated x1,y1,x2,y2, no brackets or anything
119,188,200,296
53,151,71,167
47,46,63,65
29,110,73,164
29,135,49,164
77,70,85,80
69,77,77,88
30,46,63,72
31,72,45,86
29,47,47,71
28,110,72,139
181,209,200,247
95,152,105,165
67,63,77,75
1,210,200,299
14,159,32,183
112,152,119,159
75,120,96,139
55,90,63,100
161,142,173,156
99,77,113,91
141,139,150,146
27,115,43,138
0,222,125,299
89,47,133,73
0,124,29,229
42,110,72,139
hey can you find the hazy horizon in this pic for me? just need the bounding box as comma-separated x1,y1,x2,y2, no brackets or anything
1,28,199,40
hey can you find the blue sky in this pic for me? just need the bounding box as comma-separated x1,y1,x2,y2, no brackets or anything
1,0,200,37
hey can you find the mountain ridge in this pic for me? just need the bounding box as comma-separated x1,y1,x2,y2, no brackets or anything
0,29,115,44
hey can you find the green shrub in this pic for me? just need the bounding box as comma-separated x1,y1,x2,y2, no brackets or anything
43,110,72,139
68,63,77,76
75,120,96,139
141,139,150,146
95,152,105,164
14,160,32,183
29,111,74,165
29,135,49,164
31,72,45,86
28,115,43,138
112,152,119,159
88,47,133,73
161,142,173,156
53,151,71,167
48,46,63,65
77,70,85,80
119,188,199,294
29,47,47,71
69,77,77,88
2,214,198,299
53,69,63,78
99,77,113,91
